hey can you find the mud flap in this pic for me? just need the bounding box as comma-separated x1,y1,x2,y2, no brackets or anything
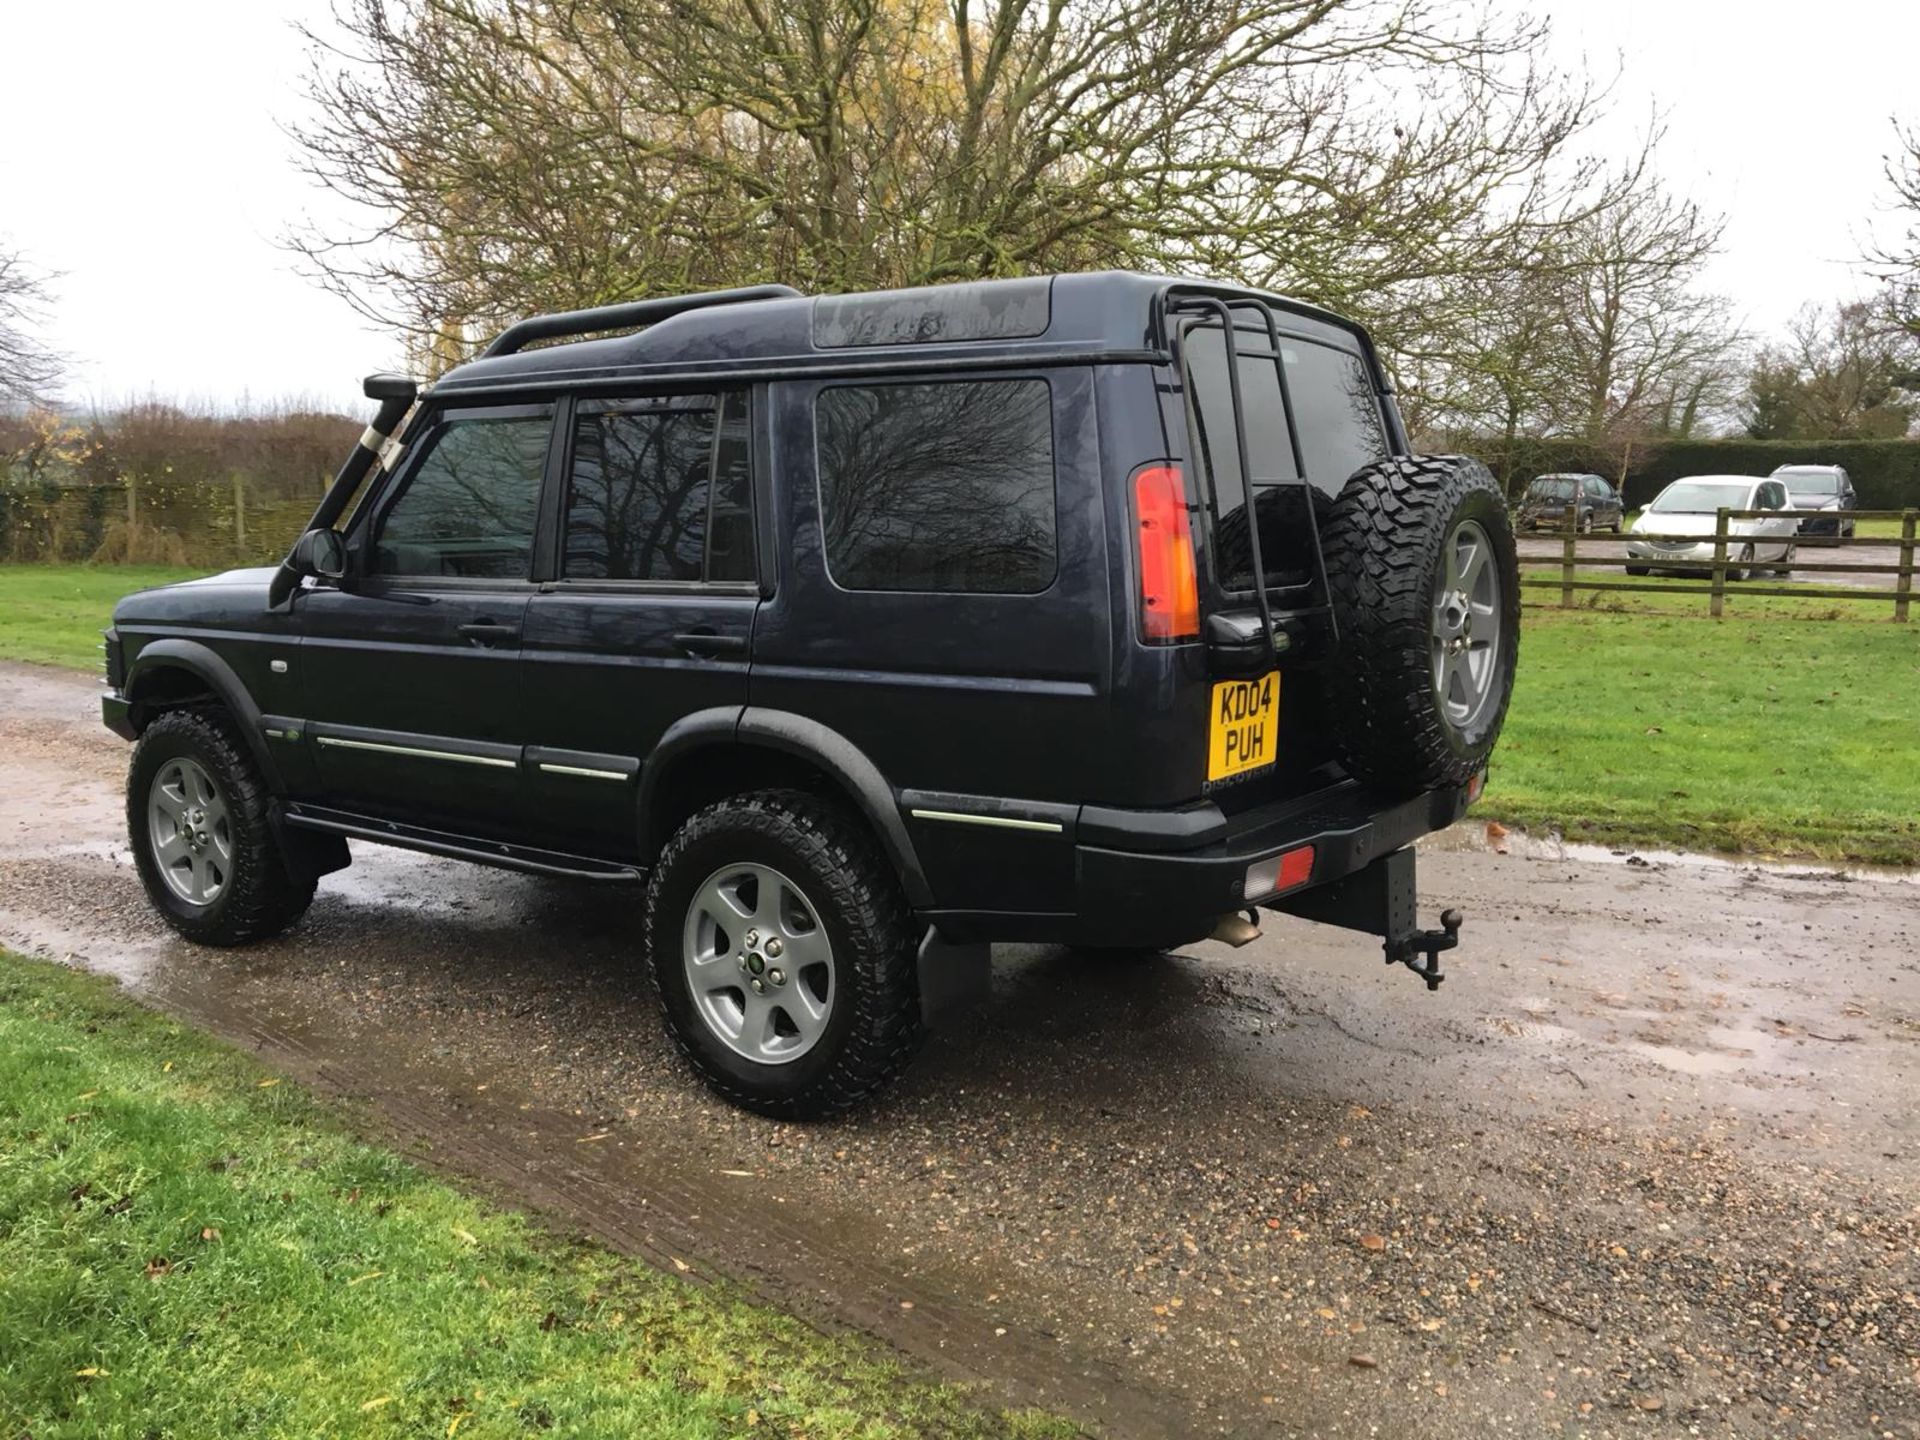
917,926,991,1027
1268,847,1462,990
270,805,352,885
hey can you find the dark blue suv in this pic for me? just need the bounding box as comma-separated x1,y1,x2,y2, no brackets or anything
103,274,1520,1116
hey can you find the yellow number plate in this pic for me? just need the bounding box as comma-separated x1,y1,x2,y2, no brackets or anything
1207,672,1280,783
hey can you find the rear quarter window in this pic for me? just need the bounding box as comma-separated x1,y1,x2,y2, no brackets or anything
814,378,1056,594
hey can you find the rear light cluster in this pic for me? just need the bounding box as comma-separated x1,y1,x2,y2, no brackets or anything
1245,844,1315,901
1132,463,1199,642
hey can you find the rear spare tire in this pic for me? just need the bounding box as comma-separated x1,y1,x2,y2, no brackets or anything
1319,454,1520,792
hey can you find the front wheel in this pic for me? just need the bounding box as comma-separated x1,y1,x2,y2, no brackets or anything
1625,564,1650,577
127,709,315,945
644,790,922,1118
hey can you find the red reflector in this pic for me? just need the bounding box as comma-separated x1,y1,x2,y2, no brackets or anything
1467,770,1486,804
1276,845,1315,892
1133,463,1199,641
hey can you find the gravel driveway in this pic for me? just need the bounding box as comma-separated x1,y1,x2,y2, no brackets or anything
3,661,1916,1438
1515,535,1910,596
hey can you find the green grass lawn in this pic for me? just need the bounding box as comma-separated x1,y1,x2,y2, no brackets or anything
0,564,203,669
0,949,1069,1440
1488,607,1920,864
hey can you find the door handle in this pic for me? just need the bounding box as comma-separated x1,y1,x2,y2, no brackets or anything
457,621,520,647
673,630,749,657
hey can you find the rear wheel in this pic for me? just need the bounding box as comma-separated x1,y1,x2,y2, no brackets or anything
644,790,921,1118
128,709,315,945
1774,544,1797,577
1320,455,1521,791
1727,543,1754,581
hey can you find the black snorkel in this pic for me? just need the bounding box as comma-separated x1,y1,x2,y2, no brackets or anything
267,372,417,609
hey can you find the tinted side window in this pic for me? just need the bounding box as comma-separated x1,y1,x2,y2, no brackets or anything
562,391,753,583
1183,322,1388,594
1280,339,1388,493
374,414,551,578
815,379,1056,593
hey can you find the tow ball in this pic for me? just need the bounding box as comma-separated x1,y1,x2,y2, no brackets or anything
1269,847,1465,994
1384,908,1462,991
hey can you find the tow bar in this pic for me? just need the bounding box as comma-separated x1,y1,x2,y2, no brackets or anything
1270,847,1463,992
1384,908,1462,990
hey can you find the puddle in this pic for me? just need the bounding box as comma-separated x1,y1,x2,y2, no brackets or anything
1424,824,1919,886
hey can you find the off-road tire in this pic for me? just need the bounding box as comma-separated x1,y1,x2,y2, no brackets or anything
127,708,316,945
644,789,922,1119
1320,454,1521,792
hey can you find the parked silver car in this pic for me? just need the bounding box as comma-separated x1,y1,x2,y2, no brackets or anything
1624,476,1799,579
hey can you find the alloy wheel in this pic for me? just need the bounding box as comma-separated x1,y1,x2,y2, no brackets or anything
1430,518,1504,732
147,757,232,905
682,862,835,1065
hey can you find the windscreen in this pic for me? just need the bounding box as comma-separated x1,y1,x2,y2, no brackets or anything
1650,481,1751,513
1778,470,1840,494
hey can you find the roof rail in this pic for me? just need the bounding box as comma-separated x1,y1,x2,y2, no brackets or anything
480,284,804,359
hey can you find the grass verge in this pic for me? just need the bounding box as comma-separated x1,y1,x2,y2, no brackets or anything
0,564,203,669
1487,607,1920,866
0,950,1071,1440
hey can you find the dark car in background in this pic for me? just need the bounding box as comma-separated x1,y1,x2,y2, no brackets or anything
1771,464,1857,537
1514,473,1624,533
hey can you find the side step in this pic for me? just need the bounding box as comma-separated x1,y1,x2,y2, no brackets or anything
283,803,642,883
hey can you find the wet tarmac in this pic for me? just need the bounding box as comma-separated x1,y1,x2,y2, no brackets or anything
3,660,1917,1437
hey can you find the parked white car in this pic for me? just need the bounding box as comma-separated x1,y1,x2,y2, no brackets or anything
1624,476,1798,579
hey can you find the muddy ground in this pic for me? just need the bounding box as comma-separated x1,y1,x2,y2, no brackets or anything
2,660,1916,1438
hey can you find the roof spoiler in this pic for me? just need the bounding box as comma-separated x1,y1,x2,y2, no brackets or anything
480,284,803,359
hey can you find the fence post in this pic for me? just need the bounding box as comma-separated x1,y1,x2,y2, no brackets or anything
1561,503,1577,608
1897,508,1916,625
1710,508,1729,620
232,471,247,562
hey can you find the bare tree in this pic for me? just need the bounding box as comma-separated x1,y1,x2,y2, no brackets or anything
1741,301,1917,440
1870,120,1920,339
292,0,1609,376
0,245,63,408
1539,175,1732,445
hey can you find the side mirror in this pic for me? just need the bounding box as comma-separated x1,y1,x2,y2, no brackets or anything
290,527,347,581
363,372,418,404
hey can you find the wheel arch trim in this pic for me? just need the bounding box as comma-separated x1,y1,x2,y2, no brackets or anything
637,706,933,908
124,639,283,794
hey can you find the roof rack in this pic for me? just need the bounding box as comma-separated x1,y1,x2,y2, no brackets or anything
480,283,803,359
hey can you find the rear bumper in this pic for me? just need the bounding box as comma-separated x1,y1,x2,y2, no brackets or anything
924,776,1474,947
1794,513,1841,536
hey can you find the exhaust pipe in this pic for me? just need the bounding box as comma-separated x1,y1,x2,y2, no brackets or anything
1208,909,1262,947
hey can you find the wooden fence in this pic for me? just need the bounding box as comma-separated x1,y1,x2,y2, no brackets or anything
1520,508,1918,621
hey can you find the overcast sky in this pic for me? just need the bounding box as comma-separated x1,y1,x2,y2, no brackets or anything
2,0,1915,412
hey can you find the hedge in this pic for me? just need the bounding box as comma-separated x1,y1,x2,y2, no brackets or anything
1476,437,1920,510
